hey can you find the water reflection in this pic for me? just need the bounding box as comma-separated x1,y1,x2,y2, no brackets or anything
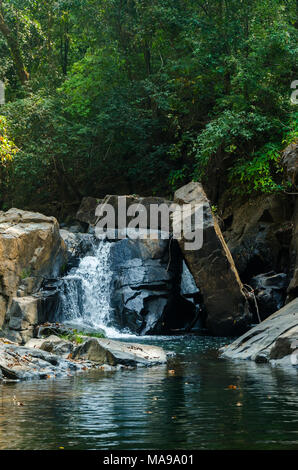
0,336,297,450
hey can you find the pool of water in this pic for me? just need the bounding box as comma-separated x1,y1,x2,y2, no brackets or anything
0,335,297,450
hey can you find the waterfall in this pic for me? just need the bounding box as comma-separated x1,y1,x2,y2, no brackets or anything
60,239,130,338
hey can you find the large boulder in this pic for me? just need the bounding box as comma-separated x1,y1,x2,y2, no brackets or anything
72,337,167,366
222,193,293,280
108,235,196,335
287,198,298,302
0,208,67,332
282,142,298,188
172,182,251,336
281,143,297,302
4,295,47,344
220,297,298,366
76,194,172,229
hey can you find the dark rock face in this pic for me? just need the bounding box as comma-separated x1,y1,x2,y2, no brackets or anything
108,236,196,335
250,272,288,321
281,141,297,303
220,298,298,367
76,197,102,226
282,142,298,187
173,182,251,336
287,199,298,302
223,194,293,281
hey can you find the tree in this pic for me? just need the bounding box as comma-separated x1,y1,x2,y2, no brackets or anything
0,0,29,84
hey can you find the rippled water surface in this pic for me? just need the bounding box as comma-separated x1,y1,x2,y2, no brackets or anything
0,335,297,450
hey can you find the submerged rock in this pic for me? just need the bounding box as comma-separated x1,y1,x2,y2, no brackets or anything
72,337,167,366
220,297,298,367
173,182,251,336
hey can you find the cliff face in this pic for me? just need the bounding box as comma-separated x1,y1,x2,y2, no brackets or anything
0,208,67,342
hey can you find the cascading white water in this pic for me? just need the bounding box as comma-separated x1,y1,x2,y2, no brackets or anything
60,239,131,338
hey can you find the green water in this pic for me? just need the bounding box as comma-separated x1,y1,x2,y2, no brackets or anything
0,335,297,450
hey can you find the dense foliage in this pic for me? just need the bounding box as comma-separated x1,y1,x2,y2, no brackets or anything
0,0,297,214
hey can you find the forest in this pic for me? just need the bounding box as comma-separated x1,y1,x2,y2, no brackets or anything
0,0,297,217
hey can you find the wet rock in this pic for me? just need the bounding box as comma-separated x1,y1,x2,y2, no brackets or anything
173,182,251,336
220,297,298,367
180,261,200,300
73,337,167,366
109,236,196,334
250,272,288,320
60,230,95,264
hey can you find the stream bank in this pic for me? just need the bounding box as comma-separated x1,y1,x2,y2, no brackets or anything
0,143,297,375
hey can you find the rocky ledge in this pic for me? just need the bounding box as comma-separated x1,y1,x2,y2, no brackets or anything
220,298,298,368
0,332,168,381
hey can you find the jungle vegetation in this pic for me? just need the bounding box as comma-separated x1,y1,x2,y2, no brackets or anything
0,0,297,216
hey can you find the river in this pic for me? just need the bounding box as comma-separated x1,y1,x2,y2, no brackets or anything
0,334,297,450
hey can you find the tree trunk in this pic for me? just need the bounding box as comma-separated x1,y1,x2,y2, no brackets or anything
0,3,29,85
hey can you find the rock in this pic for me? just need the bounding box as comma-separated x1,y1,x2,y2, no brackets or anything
287,198,298,302
269,326,298,361
36,322,106,340
173,182,251,336
76,194,172,229
220,297,298,367
3,296,46,344
101,194,173,230
76,197,102,226
180,261,200,300
25,335,74,358
250,272,288,320
0,342,84,381
59,229,95,269
73,337,167,366
60,229,80,255
282,142,298,187
0,208,67,329
108,236,196,334
222,193,293,280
